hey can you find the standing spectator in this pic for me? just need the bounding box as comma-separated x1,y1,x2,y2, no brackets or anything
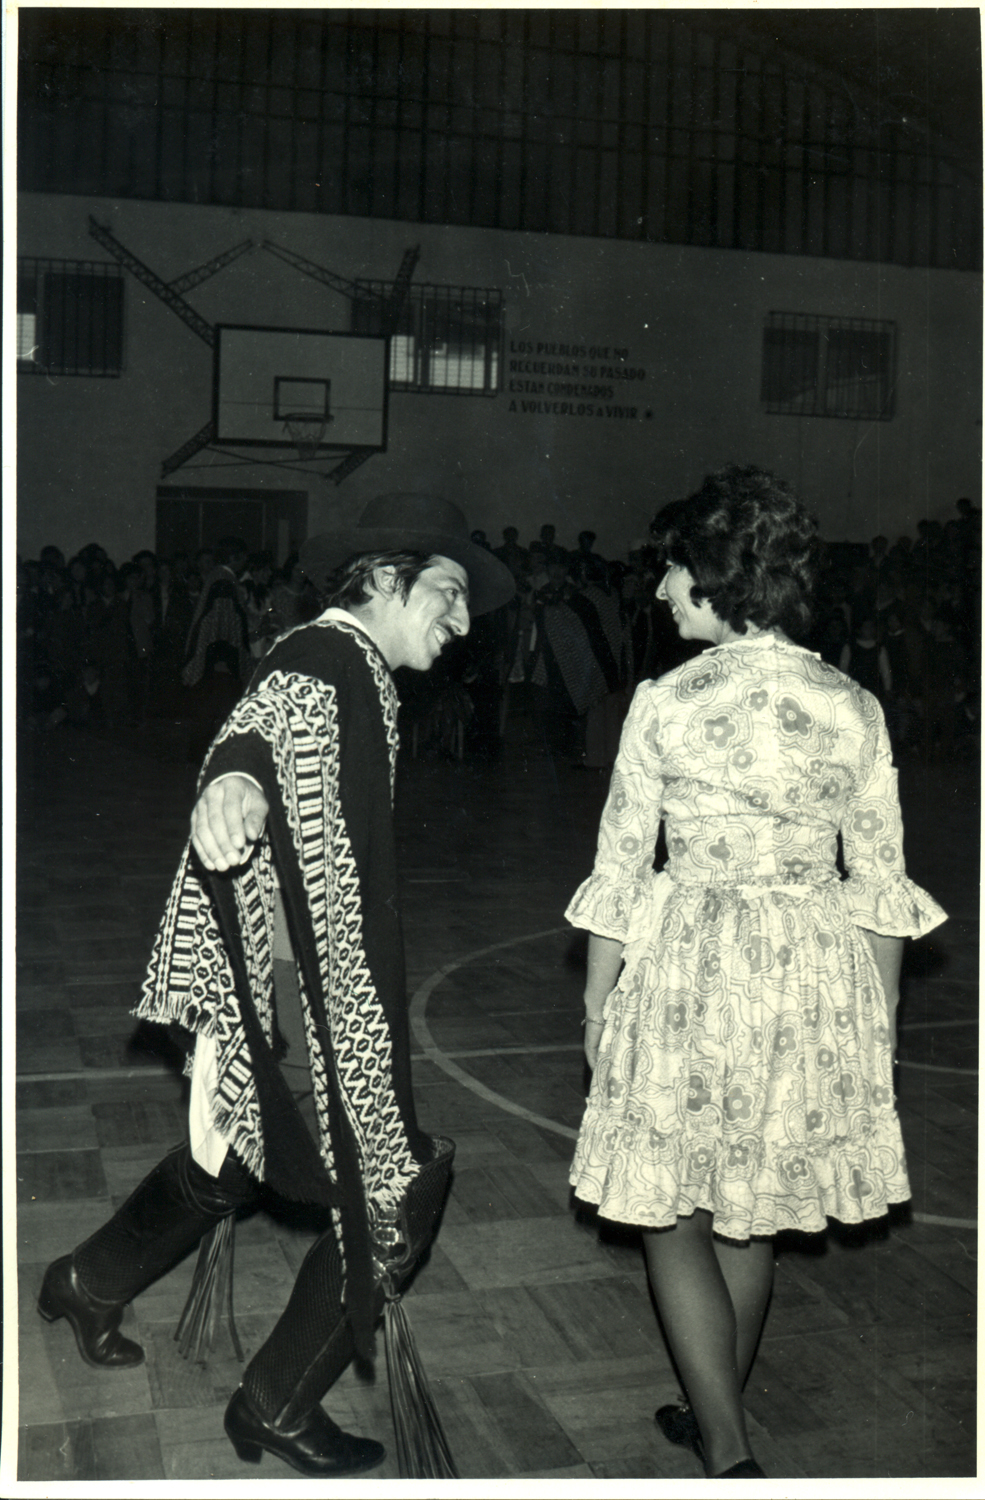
575,529,608,584
242,551,277,658
124,560,159,722
270,553,319,635
840,618,891,702
86,569,138,731
494,526,529,583
37,586,88,726
883,609,919,752
816,607,850,670
182,537,253,762
528,555,620,760
529,523,567,570
573,557,628,769
154,554,196,712
914,603,963,762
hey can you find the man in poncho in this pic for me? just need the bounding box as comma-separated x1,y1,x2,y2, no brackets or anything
38,494,514,1477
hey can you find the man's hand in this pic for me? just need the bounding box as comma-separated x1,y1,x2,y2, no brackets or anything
191,775,270,871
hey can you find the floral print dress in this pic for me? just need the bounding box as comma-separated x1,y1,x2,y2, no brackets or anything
567,633,946,1239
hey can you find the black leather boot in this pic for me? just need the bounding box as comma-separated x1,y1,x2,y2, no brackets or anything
225,1226,385,1475
39,1143,255,1367
224,1386,384,1476
37,1255,145,1368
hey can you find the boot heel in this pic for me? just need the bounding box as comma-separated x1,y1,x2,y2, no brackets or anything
37,1275,65,1323
231,1438,263,1464
37,1293,62,1323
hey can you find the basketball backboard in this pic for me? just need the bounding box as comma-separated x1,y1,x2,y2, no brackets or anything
213,326,389,451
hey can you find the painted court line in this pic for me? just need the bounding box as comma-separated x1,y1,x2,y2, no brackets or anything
410,926,579,1141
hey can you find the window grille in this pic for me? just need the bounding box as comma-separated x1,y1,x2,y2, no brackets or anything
761,312,896,420
18,11,981,270
17,258,124,376
352,282,502,394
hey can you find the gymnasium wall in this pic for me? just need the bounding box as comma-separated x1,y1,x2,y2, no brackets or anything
17,191,981,563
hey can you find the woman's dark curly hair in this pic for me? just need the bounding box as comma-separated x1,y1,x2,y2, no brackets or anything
650,465,818,639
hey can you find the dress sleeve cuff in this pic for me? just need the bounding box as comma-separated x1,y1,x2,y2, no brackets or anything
565,871,656,943
840,873,948,938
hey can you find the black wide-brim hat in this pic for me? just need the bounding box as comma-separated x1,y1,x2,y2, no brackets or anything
299,493,515,615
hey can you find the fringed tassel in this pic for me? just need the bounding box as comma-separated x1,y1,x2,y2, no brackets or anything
175,1214,244,1364
384,1288,459,1479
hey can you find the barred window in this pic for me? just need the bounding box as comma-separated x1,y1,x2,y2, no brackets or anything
761,313,896,420
18,258,124,376
352,282,502,395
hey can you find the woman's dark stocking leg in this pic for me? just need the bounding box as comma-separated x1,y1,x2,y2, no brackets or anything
712,1232,774,1388
643,1210,772,1476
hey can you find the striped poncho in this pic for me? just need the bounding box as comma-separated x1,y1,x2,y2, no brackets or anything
135,613,432,1353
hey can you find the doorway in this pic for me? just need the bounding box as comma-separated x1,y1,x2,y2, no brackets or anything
155,486,308,566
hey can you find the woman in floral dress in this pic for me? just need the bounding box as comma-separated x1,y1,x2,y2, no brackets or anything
567,466,946,1479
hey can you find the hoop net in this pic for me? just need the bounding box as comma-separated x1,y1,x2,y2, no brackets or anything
282,412,330,461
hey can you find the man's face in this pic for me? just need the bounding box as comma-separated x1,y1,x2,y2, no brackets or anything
384,556,471,671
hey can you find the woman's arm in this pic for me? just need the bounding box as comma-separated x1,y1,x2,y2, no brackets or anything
859,928,903,1053
583,932,625,1068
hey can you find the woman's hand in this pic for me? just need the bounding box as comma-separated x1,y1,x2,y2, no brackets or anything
860,928,904,1055
584,1017,605,1069
581,933,625,1069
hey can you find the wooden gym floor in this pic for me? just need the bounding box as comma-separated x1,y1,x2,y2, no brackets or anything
11,708,978,1485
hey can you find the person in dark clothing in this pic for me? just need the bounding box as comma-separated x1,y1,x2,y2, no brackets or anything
840,618,891,702
182,536,253,763
528,556,622,759
494,525,530,583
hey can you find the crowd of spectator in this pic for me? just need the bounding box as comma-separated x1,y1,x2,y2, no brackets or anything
810,500,980,761
16,540,320,742
17,496,979,767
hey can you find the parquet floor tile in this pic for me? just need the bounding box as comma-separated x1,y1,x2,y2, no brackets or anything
12,720,978,1482
19,1414,166,1483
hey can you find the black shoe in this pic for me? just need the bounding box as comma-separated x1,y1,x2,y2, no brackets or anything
714,1458,768,1478
655,1401,705,1464
37,1255,144,1369
224,1385,385,1477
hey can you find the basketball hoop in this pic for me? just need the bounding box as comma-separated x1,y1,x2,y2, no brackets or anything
283,411,331,461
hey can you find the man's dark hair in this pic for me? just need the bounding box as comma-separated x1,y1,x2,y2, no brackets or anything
320,549,432,610
651,464,818,640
